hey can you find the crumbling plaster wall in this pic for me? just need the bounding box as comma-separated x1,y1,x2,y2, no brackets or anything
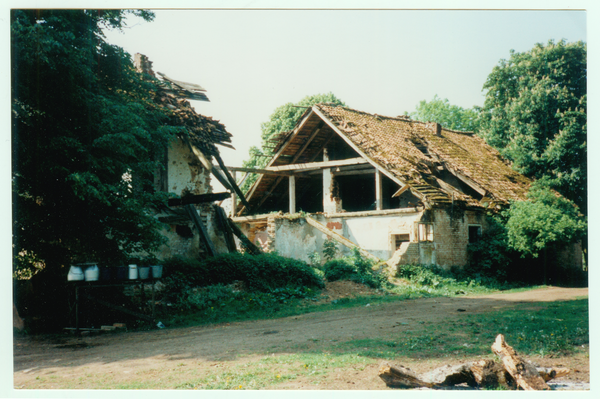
242,208,488,269
155,138,229,259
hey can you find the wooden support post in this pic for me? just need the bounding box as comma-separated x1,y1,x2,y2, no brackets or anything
227,217,263,254
215,205,237,253
289,175,296,214
375,169,382,211
231,170,237,217
184,204,217,257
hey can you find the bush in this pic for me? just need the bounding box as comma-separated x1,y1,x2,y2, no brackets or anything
162,253,324,301
322,248,386,289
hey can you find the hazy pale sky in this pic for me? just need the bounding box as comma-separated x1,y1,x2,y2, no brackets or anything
102,5,587,167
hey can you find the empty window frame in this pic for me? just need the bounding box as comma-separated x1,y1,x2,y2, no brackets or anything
418,223,434,242
468,225,482,244
392,234,410,250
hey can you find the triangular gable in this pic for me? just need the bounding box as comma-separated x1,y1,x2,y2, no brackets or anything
242,104,533,215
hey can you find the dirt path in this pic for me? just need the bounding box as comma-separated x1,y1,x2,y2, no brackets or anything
13,286,589,390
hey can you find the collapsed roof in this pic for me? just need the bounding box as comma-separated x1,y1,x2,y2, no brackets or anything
243,103,533,213
134,53,233,158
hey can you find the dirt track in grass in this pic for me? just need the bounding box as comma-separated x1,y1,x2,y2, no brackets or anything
13,285,589,390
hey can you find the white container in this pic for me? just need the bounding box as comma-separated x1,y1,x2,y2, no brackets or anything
138,266,150,280
151,265,163,279
67,266,84,281
84,264,99,281
128,264,138,280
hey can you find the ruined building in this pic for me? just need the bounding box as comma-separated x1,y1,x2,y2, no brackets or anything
134,54,244,259
232,104,582,270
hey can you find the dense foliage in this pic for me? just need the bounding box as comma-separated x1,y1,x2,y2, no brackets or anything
12,10,179,273
322,248,386,289
407,94,480,132
478,39,587,214
162,253,324,302
504,182,587,258
240,92,345,193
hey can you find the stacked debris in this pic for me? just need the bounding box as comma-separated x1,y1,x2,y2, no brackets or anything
379,334,570,390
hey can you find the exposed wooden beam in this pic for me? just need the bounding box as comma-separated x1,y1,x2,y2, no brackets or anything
185,204,217,257
168,192,230,207
216,165,292,176
311,106,410,191
213,152,252,211
265,157,368,172
392,184,410,198
445,165,487,196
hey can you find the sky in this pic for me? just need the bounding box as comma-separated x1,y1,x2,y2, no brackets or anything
100,5,588,168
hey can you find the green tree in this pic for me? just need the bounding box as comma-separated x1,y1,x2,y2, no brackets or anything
240,93,346,193
407,95,480,132
12,10,179,274
504,182,587,258
478,40,587,214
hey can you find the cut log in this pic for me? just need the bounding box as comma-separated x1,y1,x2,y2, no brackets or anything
420,362,477,387
491,334,550,390
378,363,434,389
470,359,515,389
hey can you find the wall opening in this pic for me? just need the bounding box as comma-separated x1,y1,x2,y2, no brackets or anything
468,225,482,244
392,234,410,250
418,223,434,242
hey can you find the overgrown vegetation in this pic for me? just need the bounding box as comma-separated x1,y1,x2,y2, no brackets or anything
322,248,387,289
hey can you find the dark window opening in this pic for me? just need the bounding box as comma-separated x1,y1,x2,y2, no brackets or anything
175,224,194,238
469,225,482,243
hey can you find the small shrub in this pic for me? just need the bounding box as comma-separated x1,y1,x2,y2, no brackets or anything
322,238,339,262
322,249,386,289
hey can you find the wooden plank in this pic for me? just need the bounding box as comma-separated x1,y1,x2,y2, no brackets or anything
244,109,315,204
231,170,237,217
216,166,292,176
215,205,237,253
311,106,408,187
168,192,230,207
392,184,410,198
185,205,217,257
305,216,379,262
227,217,263,255
213,153,252,211
265,157,368,172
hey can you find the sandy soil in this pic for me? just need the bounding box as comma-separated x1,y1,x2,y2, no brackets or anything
13,285,589,390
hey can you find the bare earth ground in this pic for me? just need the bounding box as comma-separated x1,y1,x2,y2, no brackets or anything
13,284,589,390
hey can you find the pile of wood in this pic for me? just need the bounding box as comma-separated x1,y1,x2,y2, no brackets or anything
379,334,569,390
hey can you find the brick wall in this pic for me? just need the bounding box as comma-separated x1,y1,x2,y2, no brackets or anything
426,208,487,268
